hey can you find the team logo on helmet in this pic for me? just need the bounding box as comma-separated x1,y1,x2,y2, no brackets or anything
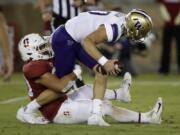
23,38,29,48
125,9,153,41
134,19,142,30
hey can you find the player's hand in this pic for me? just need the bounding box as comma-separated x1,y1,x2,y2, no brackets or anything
42,12,52,22
1,58,13,81
93,64,107,75
73,64,82,80
103,59,122,76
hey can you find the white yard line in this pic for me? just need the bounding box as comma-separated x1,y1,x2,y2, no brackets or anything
108,81,180,87
0,96,27,104
0,81,24,85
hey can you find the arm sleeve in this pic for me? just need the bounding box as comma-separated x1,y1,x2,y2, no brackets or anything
104,23,119,43
23,61,51,79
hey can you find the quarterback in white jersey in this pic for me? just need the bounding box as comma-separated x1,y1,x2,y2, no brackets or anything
50,9,153,126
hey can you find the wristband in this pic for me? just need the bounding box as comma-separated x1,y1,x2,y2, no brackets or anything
98,56,108,66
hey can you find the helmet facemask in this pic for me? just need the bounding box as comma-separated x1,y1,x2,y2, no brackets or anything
34,42,53,60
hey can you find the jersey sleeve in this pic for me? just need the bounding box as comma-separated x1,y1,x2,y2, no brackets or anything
23,61,52,79
104,23,119,43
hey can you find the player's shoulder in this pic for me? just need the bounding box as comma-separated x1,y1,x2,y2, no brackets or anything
82,10,121,16
23,60,51,70
23,60,53,79
103,11,125,43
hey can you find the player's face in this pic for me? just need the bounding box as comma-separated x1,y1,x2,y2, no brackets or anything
37,42,53,59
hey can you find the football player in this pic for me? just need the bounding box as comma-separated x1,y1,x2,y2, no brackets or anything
50,9,153,125
16,33,163,125
17,33,131,125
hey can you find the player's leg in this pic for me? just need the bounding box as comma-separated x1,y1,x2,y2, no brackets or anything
76,47,109,126
103,98,163,124
53,97,163,125
88,72,110,125
104,72,132,102
53,99,93,124
16,90,61,124
68,84,93,100
51,26,77,77
68,72,131,102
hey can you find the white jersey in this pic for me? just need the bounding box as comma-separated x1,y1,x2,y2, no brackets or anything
65,11,126,43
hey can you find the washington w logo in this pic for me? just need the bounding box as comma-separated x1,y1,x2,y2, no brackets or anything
23,38,29,48
134,19,142,30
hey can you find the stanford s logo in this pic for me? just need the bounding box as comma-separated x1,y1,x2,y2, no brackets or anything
63,111,70,116
23,38,29,48
134,19,142,30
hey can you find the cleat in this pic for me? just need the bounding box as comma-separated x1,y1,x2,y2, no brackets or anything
16,106,37,124
88,114,110,126
116,72,132,102
123,72,132,86
148,97,163,124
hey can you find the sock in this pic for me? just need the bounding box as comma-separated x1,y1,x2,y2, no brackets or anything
25,99,41,113
115,88,123,100
92,99,103,115
105,88,127,100
102,101,112,116
111,106,150,123
140,112,151,123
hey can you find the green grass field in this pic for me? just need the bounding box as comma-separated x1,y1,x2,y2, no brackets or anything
0,73,180,135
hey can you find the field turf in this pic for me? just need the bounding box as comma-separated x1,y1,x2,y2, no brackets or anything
0,73,180,135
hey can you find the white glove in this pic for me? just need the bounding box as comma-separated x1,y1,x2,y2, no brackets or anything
61,81,80,95
61,81,75,93
73,64,82,80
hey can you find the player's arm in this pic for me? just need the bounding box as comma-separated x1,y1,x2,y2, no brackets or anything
37,0,52,22
81,25,121,75
0,11,13,80
35,89,61,106
37,0,52,13
25,62,81,93
35,72,77,93
81,25,107,61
